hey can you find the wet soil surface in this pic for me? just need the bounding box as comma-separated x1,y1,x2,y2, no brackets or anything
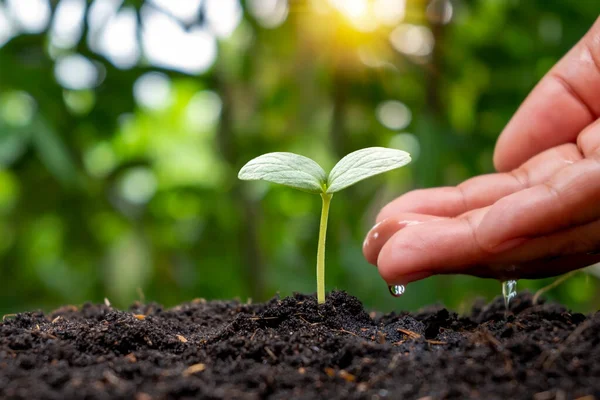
1,291,599,399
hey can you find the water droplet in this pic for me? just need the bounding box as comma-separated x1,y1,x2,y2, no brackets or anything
502,280,517,310
388,284,405,297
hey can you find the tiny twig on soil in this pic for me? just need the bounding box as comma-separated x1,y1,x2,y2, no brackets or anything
2,313,17,321
176,335,188,343
295,314,320,326
533,270,579,305
248,316,279,321
264,346,277,361
397,328,421,339
334,328,358,337
32,331,58,340
250,329,258,341
183,363,206,376
479,330,501,348
426,340,447,345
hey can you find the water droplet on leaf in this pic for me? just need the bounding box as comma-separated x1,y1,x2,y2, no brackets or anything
388,285,405,297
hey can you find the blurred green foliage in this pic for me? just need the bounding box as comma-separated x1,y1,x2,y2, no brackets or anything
1,0,599,315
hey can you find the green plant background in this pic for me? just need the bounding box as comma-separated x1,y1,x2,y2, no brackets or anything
1,0,599,315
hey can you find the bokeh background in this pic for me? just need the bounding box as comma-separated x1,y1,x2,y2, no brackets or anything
1,0,599,315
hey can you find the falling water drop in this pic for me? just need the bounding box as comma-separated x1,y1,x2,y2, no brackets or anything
388,285,405,297
502,280,517,310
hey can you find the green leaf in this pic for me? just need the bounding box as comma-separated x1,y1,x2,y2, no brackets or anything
326,147,411,193
238,152,327,193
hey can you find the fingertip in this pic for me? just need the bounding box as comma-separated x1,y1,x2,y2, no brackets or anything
363,215,441,266
376,240,432,285
493,142,513,172
376,226,427,284
376,215,489,283
363,220,384,265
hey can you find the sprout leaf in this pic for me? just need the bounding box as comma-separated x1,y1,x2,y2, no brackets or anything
326,147,411,193
238,152,327,193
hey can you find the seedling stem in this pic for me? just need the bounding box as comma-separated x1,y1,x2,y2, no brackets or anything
317,193,332,304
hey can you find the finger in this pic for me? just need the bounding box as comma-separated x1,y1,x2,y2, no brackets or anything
376,207,600,284
363,214,442,265
578,117,600,157
468,218,600,280
376,143,582,222
476,157,600,252
494,17,600,172
376,208,489,284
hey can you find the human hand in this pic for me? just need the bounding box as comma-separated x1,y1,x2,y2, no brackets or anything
363,17,600,286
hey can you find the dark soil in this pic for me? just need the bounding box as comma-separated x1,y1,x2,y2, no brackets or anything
1,291,599,400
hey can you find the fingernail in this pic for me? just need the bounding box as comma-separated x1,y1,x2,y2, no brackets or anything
491,237,528,253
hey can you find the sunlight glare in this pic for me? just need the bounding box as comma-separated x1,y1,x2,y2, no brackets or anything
133,72,172,111
96,7,140,69
0,4,16,48
326,0,380,31
426,0,453,25
186,91,222,130
6,0,50,33
373,0,405,26
50,0,86,49
118,167,157,205
148,0,202,25
142,6,217,74
55,54,99,90
376,100,411,130
205,0,242,38
87,0,121,36
329,0,368,20
248,0,289,29
390,24,434,57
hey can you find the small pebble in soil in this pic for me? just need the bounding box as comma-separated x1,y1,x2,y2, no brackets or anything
388,285,405,297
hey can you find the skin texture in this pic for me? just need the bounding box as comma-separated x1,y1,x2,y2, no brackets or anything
363,16,600,286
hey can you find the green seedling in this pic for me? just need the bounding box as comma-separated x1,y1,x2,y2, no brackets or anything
238,147,411,304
